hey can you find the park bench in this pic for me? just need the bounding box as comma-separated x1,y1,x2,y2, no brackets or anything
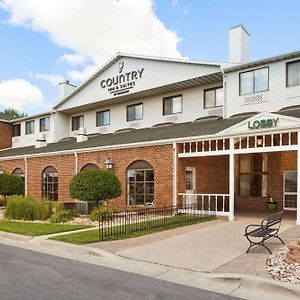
244,211,285,254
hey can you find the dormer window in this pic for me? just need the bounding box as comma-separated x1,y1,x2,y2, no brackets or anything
239,67,269,95
72,115,84,131
204,87,223,109
12,124,21,137
25,120,35,135
40,116,50,132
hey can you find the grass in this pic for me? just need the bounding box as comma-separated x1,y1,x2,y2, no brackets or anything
51,215,216,244
0,220,92,236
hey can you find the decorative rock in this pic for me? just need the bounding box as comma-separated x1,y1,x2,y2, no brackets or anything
266,246,300,284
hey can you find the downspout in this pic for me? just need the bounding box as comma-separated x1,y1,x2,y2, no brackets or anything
24,156,28,196
221,68,227,119
172,141,177,207
74,150,78,174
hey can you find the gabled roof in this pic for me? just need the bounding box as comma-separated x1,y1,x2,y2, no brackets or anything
53,53,225,110
224,49,300,73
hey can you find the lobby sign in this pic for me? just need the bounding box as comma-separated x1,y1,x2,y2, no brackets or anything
248,118,279,130
100,62,144,96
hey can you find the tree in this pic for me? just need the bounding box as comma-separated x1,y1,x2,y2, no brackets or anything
1,108,27,118
0,173,25,203
69,169,122,204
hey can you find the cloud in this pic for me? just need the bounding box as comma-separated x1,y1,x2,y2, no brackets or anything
32,73,64,85
67,65,99,82
57,54,87,66
1,0,182,81
0,79,43,111
183,5,189,15
171,0,179,7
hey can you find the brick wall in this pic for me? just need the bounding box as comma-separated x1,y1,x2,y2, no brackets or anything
0,144,174,208
0,121,12,149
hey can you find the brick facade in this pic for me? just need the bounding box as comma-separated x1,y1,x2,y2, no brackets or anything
0,144,173,208
0,121,12,149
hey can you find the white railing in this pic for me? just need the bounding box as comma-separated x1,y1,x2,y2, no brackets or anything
178,193,230,217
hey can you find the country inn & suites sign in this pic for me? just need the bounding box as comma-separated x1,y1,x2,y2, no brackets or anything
248,118,279,130
100,61,144,96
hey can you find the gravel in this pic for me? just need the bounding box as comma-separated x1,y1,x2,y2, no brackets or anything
266,246,300,284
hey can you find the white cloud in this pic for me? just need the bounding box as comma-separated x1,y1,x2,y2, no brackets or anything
1,0,182,81
183,5,189,15
0,79,43,110
32,73,64,85
67,65,99,82
58,54,87,66
171,0,179,7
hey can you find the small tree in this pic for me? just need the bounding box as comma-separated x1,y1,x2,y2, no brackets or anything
0,173,25,204
69,169,122,205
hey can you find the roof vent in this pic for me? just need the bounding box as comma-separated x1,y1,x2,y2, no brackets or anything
35,133,47,148
152,122,174,128
193,116,222,123
76,127,88,142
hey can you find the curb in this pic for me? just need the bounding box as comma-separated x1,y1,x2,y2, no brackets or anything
1,230,300,299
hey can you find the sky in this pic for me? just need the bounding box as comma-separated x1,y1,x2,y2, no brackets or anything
0,0,300,115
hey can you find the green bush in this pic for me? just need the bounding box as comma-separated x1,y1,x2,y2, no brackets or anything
90,204,121,222
70,169,122,203
0,196,6,207
0,173,25,203
4,196,51,221
50,209,75,223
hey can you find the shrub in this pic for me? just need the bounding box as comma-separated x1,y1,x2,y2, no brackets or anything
4,196,51,221
50,209,75,223
90,204,121,222
0,173,25,203
0,196,6,207
70,169,122,204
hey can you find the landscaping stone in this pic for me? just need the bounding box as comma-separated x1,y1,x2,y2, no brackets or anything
266,246,300,284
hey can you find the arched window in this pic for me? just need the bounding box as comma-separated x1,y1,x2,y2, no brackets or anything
42,166,58,201
0,167,4,174
12,168,25,178
127,160,154,206
80,163,99,172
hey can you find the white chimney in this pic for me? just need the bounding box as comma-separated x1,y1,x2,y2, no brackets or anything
59,81,77,99
35,133,47,148
229,25,250,64
76,127,88,143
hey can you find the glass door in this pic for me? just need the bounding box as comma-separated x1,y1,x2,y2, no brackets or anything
283,171,297,210
185,167,196,206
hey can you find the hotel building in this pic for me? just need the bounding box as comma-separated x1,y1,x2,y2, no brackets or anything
1,25,300,223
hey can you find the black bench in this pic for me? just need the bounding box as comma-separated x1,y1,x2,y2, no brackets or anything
244,211,285,254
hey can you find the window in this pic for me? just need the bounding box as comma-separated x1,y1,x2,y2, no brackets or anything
72,115,84,131
12,124,21,137
25,120,35,135
163,95,182,115
80,163,99,172
239,153,268,197
287,60,300,87
42,166,58,201
127,103,143,121
204,87,224,109
12,168,25,179
127,160,154,206
40,117,50,132
96,110,110,127
239,67,269,95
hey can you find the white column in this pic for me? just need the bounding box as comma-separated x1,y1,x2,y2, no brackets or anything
24,156,28,196
172,141,177,207
297,131,300,225
229,138,235,221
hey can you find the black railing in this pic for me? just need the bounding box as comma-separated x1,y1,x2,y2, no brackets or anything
98,204,215,241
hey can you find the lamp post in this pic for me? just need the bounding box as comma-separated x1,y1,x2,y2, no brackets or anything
105,158,114,170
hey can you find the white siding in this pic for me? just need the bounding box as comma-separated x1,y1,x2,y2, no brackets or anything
58,57,220,111
69,84,223,136
225,58,300,118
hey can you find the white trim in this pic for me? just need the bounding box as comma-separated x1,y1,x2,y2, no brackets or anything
229,138,235,221
24,156,28,196
172,141,177,207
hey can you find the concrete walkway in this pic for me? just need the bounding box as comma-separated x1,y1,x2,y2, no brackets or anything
90,215,295,273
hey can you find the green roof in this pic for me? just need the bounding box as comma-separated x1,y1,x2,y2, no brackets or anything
0,116,247,158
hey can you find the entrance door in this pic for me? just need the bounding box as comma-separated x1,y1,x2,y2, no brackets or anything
185,167,196,206
283,171,297,210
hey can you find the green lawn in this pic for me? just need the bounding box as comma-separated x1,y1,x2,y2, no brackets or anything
0,220,92,236
51,216,216,244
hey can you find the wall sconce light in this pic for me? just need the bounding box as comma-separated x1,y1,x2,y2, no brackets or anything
105,158,114,170
256,136,263,147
